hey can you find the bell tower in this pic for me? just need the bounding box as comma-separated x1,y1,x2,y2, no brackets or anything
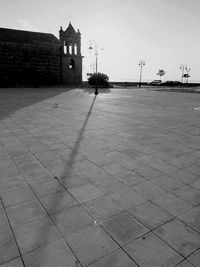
59,22,82,85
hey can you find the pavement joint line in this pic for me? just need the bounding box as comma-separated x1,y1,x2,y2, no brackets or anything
21,137,150,265
0,94,108,265
98,223,141,267
1,140,85,266
152,222,200,262
0,197,26,267
1,88,200,266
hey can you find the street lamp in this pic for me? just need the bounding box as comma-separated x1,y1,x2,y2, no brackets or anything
138,60,145,88
180,65,191,86
180,65,185,84
185,67,191,84
180,65,187,83
89,40,99,95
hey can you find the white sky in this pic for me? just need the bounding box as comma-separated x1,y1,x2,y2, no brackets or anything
0,0,200,82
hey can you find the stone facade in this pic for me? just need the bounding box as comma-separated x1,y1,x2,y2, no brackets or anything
0,23,82,87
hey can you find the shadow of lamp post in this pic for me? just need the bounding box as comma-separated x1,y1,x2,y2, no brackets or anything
138,60,145,88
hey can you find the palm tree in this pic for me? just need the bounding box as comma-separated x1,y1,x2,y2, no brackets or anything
157,69,166,81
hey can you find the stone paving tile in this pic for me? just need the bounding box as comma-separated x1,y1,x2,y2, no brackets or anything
0,160,16,169
0,209,10,231
28,176,56,188
0,229,19,265
101,211,149,246
22,239,81,267
66,224,119,266
190,179,200,190
32,151,59,164
187,249,200,266
183,165,200,177
129,201,173,230
51,205,94,237
147,159,179,174
152,193,193,216
116,170,147,186
166,155,197,169
30,180,65,198
137,151,171,163
0,175,27,193
6,199,47,227
107,150,136,162
108,186,147,209
102,162,128,176
154,218,200,257
68,184,105,203
119,158,144,172
132,180,166,200
120,148,146,160
169,170,198,185
77,163,116,184
178,206,200,233
43,163,67,179
133,164,163,180
83,195,124,222
153,175,184,192
16,161,44,174
59,173,91,189
94,175,127,194
173,185,200,206
13,216,62,254
0,257,24,267
11,155,36,168
124,232,183,266
175,260,195,267
84,151,120,167
87,249,137,267
39,191,78,215
22,169,54,185
1,186,36,208
0,164,20,179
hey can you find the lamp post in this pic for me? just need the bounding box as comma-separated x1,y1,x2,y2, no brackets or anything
185,67,191,84
180,65,187,84
180,65,191,87
138,60,145,88
89,40,99,95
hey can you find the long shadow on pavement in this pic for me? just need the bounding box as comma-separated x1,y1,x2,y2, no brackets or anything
83,88,111,94
0,87,75,120
31,95,97,266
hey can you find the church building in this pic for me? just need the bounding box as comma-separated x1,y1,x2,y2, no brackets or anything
0,23,82,87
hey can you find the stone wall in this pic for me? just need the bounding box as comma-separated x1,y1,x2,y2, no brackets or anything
0,41,61,87
0,25,83,87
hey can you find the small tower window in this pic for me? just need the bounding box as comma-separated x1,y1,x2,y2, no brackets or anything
69,44,73,55
74,43,77,55
69,59,75,69
64,45,67,54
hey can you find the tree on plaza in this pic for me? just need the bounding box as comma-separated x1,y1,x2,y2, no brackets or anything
88,72,109,87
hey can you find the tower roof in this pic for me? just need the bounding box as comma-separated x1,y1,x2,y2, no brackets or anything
65,22,76,34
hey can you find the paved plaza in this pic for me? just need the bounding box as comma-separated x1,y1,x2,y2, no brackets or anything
0,87,200,266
